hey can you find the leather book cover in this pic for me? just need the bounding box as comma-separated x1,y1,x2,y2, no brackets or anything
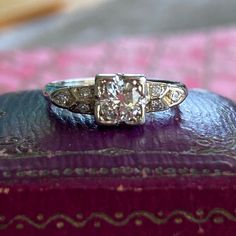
0,88,236,236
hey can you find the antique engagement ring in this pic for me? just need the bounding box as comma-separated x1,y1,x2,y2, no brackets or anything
44,74,188,125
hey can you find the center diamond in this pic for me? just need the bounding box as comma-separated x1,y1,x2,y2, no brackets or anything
95,74,146,125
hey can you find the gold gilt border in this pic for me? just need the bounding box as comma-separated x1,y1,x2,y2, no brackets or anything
1,147,236,160
2,166,236,179
0,208,236,230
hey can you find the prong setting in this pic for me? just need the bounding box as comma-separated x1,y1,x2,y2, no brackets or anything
95,74,146,125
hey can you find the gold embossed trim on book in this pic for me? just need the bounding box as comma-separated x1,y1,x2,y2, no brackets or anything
1,166,236,179
0,208,235,230
0,146,236,160
0,131,236,159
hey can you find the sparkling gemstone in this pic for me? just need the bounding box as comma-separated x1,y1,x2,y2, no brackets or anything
171,90,182,102
150,99,166,111
79,87,92,98
150,85,166,97
56,94,68,104
95,74,146,125
52,92,71,106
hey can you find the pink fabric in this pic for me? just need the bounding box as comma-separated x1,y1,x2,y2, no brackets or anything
0,27,236,100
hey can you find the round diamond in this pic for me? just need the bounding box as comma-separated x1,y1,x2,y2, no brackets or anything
150,100,166,111
96,75,146,124
150,85,166,97
79,87,91,97
53,93,71,106
171,91,181,102
100,102,118,121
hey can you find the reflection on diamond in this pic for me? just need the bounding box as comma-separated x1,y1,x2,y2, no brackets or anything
79,87,92,97
100,101,118,121
149,99,167,111
95,74,146,124
150,84,167,98
55,94,69,105
51,90,73,107
171,90,182,102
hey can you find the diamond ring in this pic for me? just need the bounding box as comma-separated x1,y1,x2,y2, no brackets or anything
44,73,188,125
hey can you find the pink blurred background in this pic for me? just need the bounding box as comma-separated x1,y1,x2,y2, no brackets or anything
0,0,236,100
1,27,236,100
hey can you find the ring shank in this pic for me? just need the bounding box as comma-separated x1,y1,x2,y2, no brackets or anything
44,78,94,96
148,78,187,89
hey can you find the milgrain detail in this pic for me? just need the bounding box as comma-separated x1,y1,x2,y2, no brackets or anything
0,208,235,230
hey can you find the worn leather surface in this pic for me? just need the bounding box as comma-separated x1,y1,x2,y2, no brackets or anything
0,89,236,236
0,89,236,183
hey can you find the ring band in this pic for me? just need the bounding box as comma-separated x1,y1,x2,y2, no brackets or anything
44,73,188,125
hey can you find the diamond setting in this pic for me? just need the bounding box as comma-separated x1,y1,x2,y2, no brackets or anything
163,88,185,106
149,99,168,112
51,89,75,108
70,87,94,99
149,84,167,98
170,90,182,102
95,74,146,125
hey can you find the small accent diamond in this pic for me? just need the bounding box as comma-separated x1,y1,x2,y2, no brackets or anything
79,87,93,98
171,90,182,102
150,84,167,98
52,91,72,107
55,94,69,105
70,87,94,99
150,99,166,111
